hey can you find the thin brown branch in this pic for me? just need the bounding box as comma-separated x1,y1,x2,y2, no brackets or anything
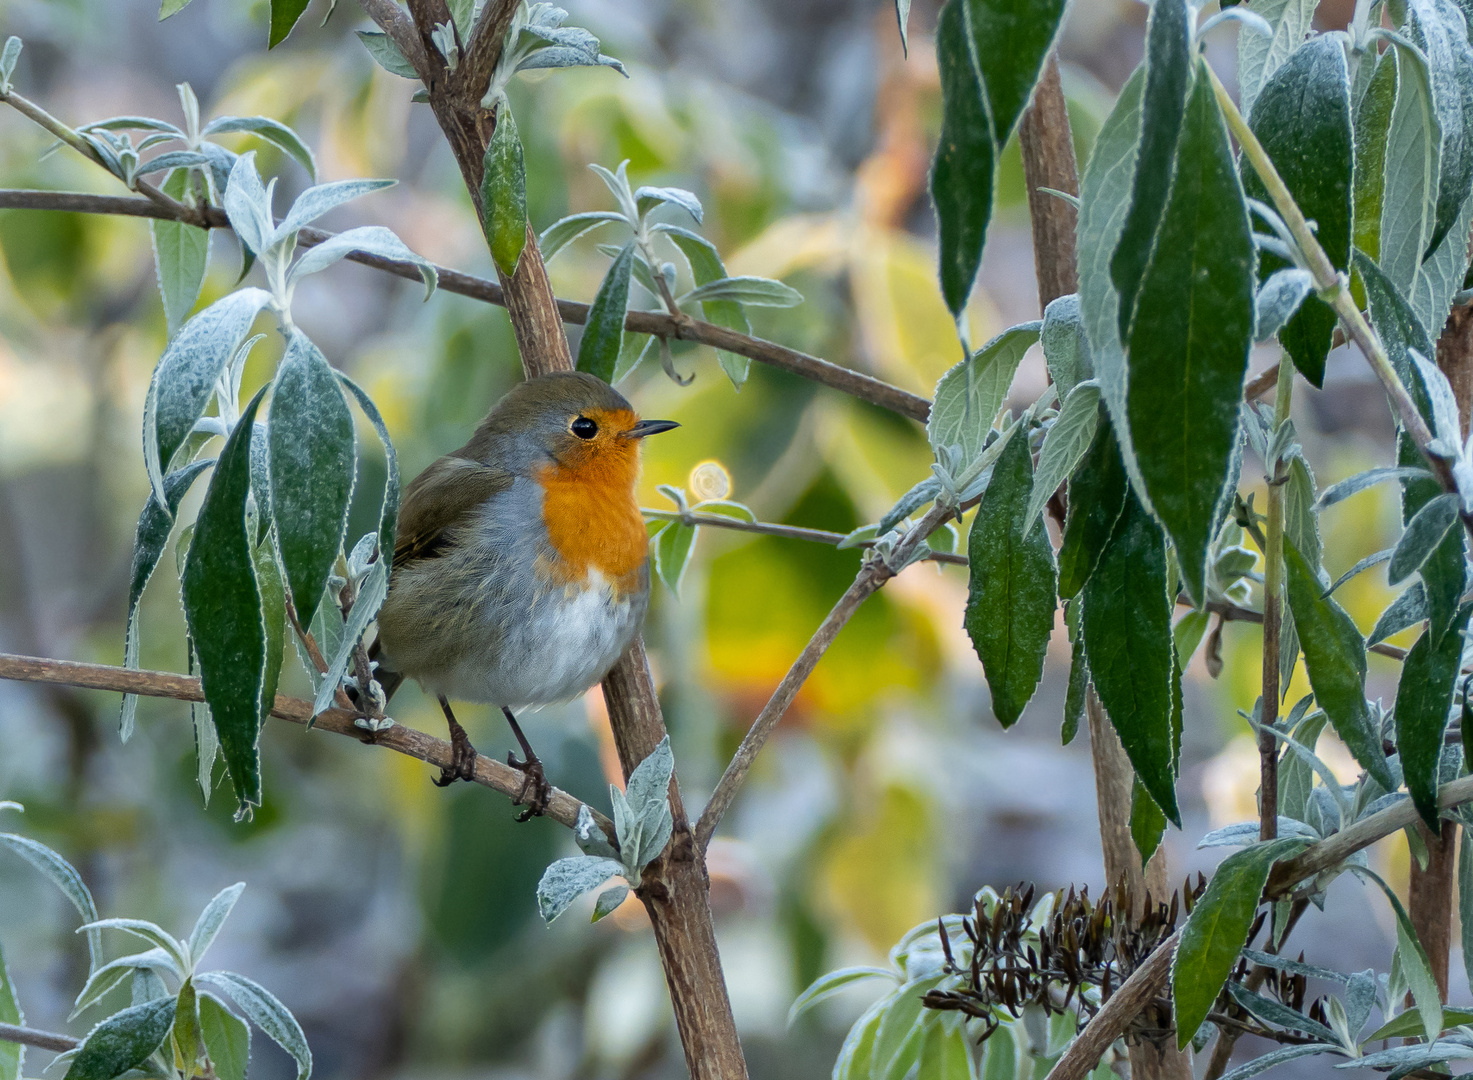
641,508,968,565
1019,55,1078,308
0,653,614,842
0,187,929,421
0,1022,78,1053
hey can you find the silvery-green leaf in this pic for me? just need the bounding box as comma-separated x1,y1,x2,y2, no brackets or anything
1380,38,1440,301
79,918,189,973
1199,819,1320,847
0,833,102,971
203,115,317,181
337,375,399,563
1255,268,1316,341
312,558,387,716
680,275,802,307
1318,465,1435,508
573,803,619,859
879,477,943,535
1322,547,1392,595
223,152,275,257
199,992,249,1080
63,996,176,1080
1218,1044,1337,1080
591,885,628,922
274,178,397,246
1346,1042,1473,1070
152,168,211,337
71,950,181,1020
540,211,626,262
1226,982,1340,1043
188,882,245,969
1411,160,1473,335
516,45,626,74
1408,346,1464,451
789,967,897,1027
927,321,1040,468
535,856,625,923
658,225,751,387
1238,0,1320,117
80,116,184,135
634,185,702,224
290,226,436,298
624,735,673,820
195,970,311,1080
196,141,237,203
575,240,635,382
136,150,210,176
836,524,881,549
1040,293,1093,400
588,160,638,221
356,30,420,78
1024,380,1099,532
0,36,22,94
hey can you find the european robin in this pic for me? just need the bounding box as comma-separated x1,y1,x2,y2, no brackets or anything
373,371,678,814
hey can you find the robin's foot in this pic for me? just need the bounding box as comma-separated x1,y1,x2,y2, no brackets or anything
507,750,551,821
433,695,478,787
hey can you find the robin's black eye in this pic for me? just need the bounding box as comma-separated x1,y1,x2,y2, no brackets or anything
571,416,598,439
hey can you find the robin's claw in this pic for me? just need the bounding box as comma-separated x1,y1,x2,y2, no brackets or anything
507,751,551,821
433,715,478,787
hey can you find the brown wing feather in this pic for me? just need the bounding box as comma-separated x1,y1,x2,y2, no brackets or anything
392,454,514,571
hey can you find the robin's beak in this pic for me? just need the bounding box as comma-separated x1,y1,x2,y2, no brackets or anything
625,419,680,439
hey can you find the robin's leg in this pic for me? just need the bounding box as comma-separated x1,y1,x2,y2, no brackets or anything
502,707,552,821
433,695,478,787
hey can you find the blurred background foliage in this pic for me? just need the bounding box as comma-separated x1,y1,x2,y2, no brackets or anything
0,0,1437,1078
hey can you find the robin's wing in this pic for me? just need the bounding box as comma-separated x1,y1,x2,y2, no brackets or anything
392,454,515,571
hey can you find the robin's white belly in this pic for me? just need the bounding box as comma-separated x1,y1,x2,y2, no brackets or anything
438,568,646,709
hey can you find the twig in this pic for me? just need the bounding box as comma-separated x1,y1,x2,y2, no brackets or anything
641,508,969,565
0,653,614,842
694,499,956,848
0,188,930,422
0,1022,78,1053
1259,356,1294,841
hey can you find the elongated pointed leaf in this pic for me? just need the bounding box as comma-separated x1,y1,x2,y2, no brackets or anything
268,0,310,47
290,226,436,297
152,168,211,336
182,389,269,817
481,105,527,276
1380,41,1440,301
337,375,399,562
1389,491,1460,584
1244,37,1353,386
660,225,753,387
1172,836,1308,1047
1131,776,1167,866
1409,0,1473,256
189,882,246,969
312,558,387,716
269,334,355,627
65,997,176,1080
916,1018,975,1080
1238,0,1319,117
121,459,213,741
1058,411,1128,599
1371,581,1428,645
1111,0,1191,340
1025,382,1099,532
356,30,419,78
1040,293,1093,400
196,971,310,1080
275,179,396,244
145,288,271,508
1354,48,1398,264
680,276,803,307
1082,492,1179,825
931,0,995,318
928,322,1040,467
965,430,1056,727
0,833,102,970
1396,604,1471,828
536,856,626,923
199,992,250,1080
576,241,635,382
71,950,179,1020
788,968,896,1027
965,0,1067,147
1128,62,1255,602
1282,538,1394,789
541,211,626,262
202,116,316,180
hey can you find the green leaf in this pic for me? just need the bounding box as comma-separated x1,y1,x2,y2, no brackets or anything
660,225,752,387
1389,491,1460,584
1128,60,1255,602
1400,434,1467,639
79,918,188,974
1058,412,1128,599
195,971,310,1080
541,211,626,262
182,388,269,818
174,979,201,1078
480,104,528,276
576,241,635,382
1354,47,1398,264
591,885,628,922
1278,709,1328,825
1244,37,1353,386
872,975,946,1080
311,558,387,716
0,833,102,971
1040,293,1094,401
268,333,356,627
1379,40,1439,301
1395,603,1471,828
151,168,211,337
337,374,399,563
289,226,436,298
1218,1045,1337,1080
1362,864,1445,1040
1130,775,1167,866
0,941,21,1080
651,522,696,595
1282,537,1394,790
159,0,196,17
64,996,176,1080
1171,837,1308,1048
931,0,996,318
199,993,250,1080
928,322,1040,466
536,856,626,923
895,0,912,54
120,458,212,741
1062,599,1088,745
189,883,246,968
1237,0,1319,116
253,537,285,733
1365,1007,1473,1041
1409,0,1473,257
1281,455,1320,688
356,30,420,79
1357,249,1437,413
789,968,895,1027
1370,581,1428,645
832,996,887,1080
680,275,802,307
1111,0,1191,340
1082,491,1180,825
1025,381,1099,532
965,429,1056,728
916,1018,975,1080
269,0,311,48
965,0,1068,147
202,116,317,181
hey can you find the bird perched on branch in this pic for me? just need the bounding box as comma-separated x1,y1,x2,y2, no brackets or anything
373,371,678,817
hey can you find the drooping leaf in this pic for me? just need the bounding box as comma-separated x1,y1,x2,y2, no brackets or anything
964,0,1068,147
965,429,1057,728
268,0,310,47
1237,0,1320,117
1395,603,1471,828
1254,268,1315,342
182,388,269,817
289,226,437,298
651,522,696,596
1062,600,1088,745
1130,776,1167,866
536,856,626,923
931,0,996,318
1354,48,1398,266
660,225,753,388
151,168,211,336
195,971,310,1080
576,240,635,382
789,968,897,1027
1082,492,1180,825
1279,709,1329,825
199,993,250,1080
64,996,177,1080
311,558,387,717
273,179,396,246
202,115,316,180
1025,381,1099,532
1243,36,1353,386
1172,837,1308,1047
928,322,1040,467
680,276,803,308
1217,1044,1338,1080
1410,0,1473,255
1389,490,1460,583
481,103,528,276
356,30,420,79
268,333,356,627
1370,581,1429,645
1282,538,1395,789
1128,61,1255,602
1058,411,1128,599
1040,293,1094,400
1400,433,1466,639
120,458,213,741
1111,0,1191,340
337,374,399,562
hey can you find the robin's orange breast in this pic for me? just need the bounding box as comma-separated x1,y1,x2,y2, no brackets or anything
536,419,649,594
